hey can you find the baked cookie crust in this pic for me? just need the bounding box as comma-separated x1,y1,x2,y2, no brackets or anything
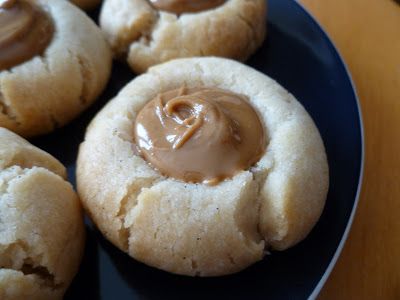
77,57,329,276
0,128,85,299
0,0,111,137
100,0,266,73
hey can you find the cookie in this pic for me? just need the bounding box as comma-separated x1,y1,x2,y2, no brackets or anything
100,0,266,73
0,0,112,137
70,0,101,10
77,57,329,276
0,128,85,299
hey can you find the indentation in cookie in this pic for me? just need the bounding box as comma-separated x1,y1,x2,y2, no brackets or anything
134,86,266,185
0,84,17,121
0,0,54,71
116,178,159,251
77,54,93,105
236,12,258,54
233,174,264,247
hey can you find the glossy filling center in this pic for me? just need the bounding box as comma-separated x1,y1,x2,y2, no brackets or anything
0,0,54,71
134,87,266,185
149,0,226,14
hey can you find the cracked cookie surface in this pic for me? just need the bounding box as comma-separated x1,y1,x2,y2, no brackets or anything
0,0,111,137
77,57,329,276
0,128,85,299
100,0,266,73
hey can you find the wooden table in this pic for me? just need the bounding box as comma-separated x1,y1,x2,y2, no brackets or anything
299,0,400,298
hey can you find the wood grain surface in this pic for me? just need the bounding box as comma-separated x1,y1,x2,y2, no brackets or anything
299,0,400,299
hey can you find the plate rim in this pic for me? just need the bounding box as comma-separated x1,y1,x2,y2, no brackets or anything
289,1,365,299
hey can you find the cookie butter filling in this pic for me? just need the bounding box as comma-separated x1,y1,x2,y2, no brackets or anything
0,0,54,71
149,0,226,14
134,87,265,185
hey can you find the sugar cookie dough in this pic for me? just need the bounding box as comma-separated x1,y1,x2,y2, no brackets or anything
0,0,112,137
77,57,329,276
0,128,85,299
100,0,266,73
69,0,101,10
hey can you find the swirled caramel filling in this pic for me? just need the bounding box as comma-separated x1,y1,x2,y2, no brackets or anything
0,0,54,71
134,87,265,185
149,0,226,14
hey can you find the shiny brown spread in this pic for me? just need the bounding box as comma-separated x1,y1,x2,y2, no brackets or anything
134,87,266,185
0,0,54,71
149,0,226,14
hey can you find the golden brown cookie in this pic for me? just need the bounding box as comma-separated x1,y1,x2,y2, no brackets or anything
0,128,85,300
0,0,111,137
100,0,266,73
77,57,329,276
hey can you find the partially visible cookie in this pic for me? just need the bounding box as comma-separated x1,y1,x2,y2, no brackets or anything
0,0,111,137
100,0,266,73
0,128,85,299
70,0,101,10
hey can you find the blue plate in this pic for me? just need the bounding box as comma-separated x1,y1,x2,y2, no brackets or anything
33,0,364,298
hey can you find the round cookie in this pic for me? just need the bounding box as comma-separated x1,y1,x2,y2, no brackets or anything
100,0,266,73
0,0,112,137
69,0,101,10
77,57,329,276
0,128,85,299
